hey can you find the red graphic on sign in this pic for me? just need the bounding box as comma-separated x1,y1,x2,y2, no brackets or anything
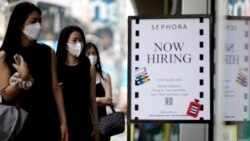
187,99,201,118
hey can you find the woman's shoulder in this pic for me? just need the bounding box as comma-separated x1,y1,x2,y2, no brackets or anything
101,71,110,79
101,71,107,76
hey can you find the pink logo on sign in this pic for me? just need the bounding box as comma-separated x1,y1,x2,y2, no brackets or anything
187,99,201,118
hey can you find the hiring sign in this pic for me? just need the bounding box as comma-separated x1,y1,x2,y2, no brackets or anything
128,15,212,122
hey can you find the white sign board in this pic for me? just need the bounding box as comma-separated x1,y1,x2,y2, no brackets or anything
128,16,212,122
224,17,250,122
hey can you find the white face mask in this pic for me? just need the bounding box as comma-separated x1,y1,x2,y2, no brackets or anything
23,22,41,40
88,55,97,65
67,42,83,57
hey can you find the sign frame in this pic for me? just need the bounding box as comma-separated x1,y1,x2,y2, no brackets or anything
128,15,214,124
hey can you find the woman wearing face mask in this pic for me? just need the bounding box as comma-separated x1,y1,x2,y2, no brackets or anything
84,42,113,141
56,26,99,141
0,2,68,141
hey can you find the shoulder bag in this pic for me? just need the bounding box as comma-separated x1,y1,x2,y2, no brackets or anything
98,104,125,137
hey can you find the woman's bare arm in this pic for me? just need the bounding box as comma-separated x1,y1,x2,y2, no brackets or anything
96,72,113,106
50,49,68,141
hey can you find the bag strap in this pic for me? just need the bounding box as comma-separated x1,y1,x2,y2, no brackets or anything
109,104,116,113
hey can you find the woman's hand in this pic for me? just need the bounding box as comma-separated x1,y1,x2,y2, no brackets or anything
60,124,69,141
92,125,99,141
12,54,30,80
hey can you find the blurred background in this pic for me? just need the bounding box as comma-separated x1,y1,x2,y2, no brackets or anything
0,0,130,140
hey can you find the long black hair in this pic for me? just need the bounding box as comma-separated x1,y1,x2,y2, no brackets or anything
56,25,87,66
0,2,41,70
84,42,105,80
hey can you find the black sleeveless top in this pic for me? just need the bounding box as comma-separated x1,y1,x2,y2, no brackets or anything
58,59,91,119
16,43,57,119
